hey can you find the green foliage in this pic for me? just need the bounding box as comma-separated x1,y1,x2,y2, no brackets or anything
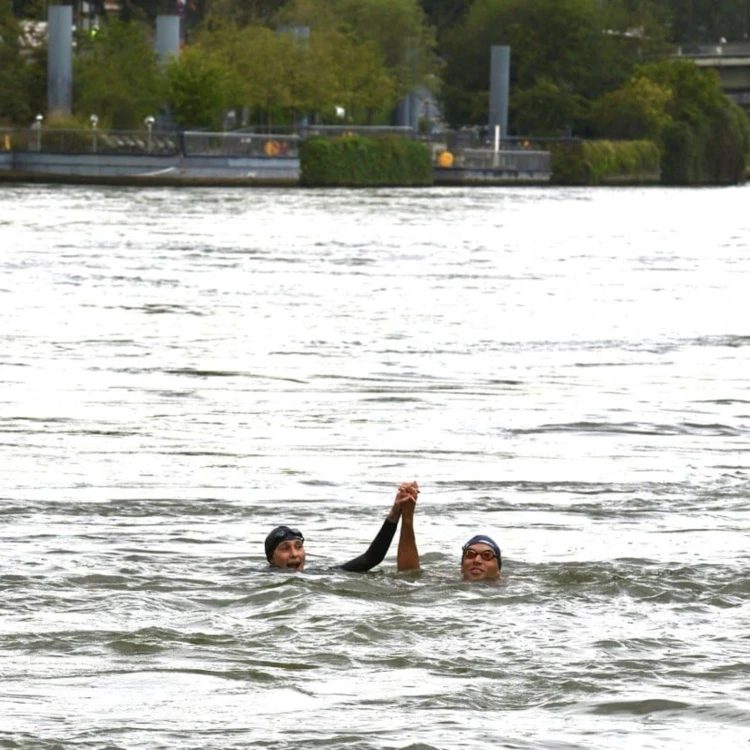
193,19,400,126
666,0,750,43
74,20,162,129
551,139,661,184
163,46,228,128
316,32,398,121
300,134,432,186
418,0,472,32
638,59,750,184
0,0,46,124
439,0,674,131
276,0,440,100
588,59,750,185
589,75,673,140
203,0,288,27
511,78,585,136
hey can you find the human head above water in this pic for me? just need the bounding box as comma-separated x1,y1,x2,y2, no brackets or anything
265,525,306,570
461,534,501,581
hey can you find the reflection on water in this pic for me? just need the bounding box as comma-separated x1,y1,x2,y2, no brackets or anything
1,184,750,749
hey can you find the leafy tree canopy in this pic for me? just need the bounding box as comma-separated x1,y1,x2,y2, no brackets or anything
439,0,674,131
74,19,162,128
274,0,439,97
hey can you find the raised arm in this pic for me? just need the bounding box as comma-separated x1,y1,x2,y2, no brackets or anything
339,482,419,573
397,484,420,572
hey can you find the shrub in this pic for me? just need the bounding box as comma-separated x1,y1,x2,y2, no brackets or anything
551,139,660,184
300,134,432,186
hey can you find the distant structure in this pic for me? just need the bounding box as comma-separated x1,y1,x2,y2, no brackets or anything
394,92,419,130
276,25,310,47
677,42,750,113
155,15,181,68
488,45,510,139
47,3,73,118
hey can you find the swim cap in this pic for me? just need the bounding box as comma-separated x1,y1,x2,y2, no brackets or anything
265,525,304,562
462,534,502,568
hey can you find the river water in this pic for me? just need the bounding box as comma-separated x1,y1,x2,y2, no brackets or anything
1,183,749,749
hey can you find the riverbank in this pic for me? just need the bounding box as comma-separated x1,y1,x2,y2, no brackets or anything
0,134,553,187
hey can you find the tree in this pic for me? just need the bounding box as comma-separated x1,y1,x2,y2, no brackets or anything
439,0,672,131
0,0,43,124
589,75,673,140
320,32,398,121
74,20,162,129
593,58,750,184
163,45,229,128
511,78,586,136
418,0,472,34
276,0,440,99
193,14,401,126
195,23,296,125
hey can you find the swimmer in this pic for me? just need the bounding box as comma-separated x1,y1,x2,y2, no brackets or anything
265,481,420,572
459,534,502,581
396,493,502,581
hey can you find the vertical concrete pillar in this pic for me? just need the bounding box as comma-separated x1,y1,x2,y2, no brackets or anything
155,15,181,68
394,92,420,131
394,96,409,128
489,45,510,139
408,92,420,131
47,4,73,118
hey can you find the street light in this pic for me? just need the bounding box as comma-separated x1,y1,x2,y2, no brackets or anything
34,113,43,152
90,114,99,153
144,116,155,153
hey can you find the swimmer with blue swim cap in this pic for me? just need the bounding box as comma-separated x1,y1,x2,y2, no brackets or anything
265,482,419,573
395,493,502,581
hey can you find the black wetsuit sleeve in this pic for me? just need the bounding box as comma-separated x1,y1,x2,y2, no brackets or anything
338,518,398,572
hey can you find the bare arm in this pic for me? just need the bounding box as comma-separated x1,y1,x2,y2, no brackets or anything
338,481,418,573
397,485,420,572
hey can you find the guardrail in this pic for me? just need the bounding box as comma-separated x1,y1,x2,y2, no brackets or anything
455,148,551,173
0,128,302,158
0,125,553,178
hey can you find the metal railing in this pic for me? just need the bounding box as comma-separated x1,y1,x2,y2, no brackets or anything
1,128,179,155
0,125,553,174
454,148,551,173
182,131,300,158
0,127,302,158
677,42,750,57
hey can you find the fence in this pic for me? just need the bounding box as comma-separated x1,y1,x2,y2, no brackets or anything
0,125,552,177
455,148,551,173
0,128,302,158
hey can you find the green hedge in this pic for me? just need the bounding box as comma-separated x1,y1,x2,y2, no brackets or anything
551,139,661,185
300,135,433,187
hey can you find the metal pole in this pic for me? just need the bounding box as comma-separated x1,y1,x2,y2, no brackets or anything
90,114,98,153
145,116,155,153
35,114,43,151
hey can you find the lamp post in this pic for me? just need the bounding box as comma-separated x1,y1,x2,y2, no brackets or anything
144,116,155,153
34,113,43,151
90,114,99,153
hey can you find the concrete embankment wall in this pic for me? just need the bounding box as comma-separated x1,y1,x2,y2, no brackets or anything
0,152,300,186
0,150,551,186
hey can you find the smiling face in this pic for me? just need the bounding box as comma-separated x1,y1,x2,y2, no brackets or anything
461,543,501,581
271,539,306,571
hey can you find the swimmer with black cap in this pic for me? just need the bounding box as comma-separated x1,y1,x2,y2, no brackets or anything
395,493,502,581
265,481,419,572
